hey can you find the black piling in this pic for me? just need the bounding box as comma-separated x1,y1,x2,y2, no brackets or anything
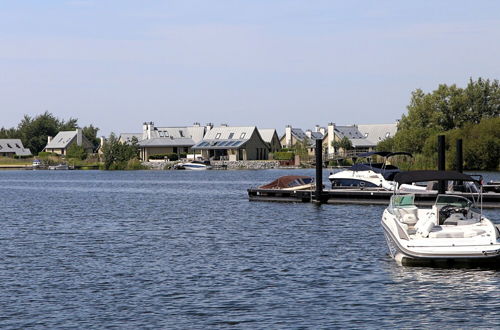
314,138,323,203
455,139,463,173
437,135,446,194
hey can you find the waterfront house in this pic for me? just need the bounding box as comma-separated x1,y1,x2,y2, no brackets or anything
192,125,269,161
0,139,32,157
258,128,282,153
138,122,208,161
119,133,142,144
280,125,325,156
324,122,398,157
44,128,94,155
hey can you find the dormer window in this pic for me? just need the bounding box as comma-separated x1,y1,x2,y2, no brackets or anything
228,133,234,139
215,133,221,139
179,130,184,137
364,133,368,137
385,132,391,138
239,132,246,139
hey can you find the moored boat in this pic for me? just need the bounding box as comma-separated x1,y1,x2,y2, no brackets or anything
329,151,412,190
381,170,500,267
259,175,315,191
174,160,212,170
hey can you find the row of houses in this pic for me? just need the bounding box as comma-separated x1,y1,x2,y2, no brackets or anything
0,122,397,161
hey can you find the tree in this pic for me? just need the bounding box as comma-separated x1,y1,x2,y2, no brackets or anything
82,124,100,151
332,136,353,155
66,144,87,160
102,133,140,170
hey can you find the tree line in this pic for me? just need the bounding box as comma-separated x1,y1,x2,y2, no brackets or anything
378,78,499,170
0,111,100,155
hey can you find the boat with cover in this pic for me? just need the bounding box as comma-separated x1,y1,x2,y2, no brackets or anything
259,175,315,191
329,151,412,190
381,170,500,267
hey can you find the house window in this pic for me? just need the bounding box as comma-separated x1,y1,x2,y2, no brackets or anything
215,133,221,139
7,144,12,148
179,130,184,137
239,132,246,139
159,131,164,137
228,133,234,139
385,132,391,138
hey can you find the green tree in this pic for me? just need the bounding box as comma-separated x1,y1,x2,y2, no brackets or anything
102,133,140,170
332,136,353,155
82,124,100,151
66,144,87,160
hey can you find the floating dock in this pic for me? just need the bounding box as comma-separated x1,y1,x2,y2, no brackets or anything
247,187,500,209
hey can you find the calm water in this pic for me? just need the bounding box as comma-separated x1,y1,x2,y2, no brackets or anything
0,169,499,329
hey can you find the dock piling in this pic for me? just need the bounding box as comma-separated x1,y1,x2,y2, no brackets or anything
437,135,446,194
314,138,323,203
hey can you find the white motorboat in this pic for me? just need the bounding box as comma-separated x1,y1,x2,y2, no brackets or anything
48,164,69,170
329,151,412,190
174,160,212,170
381,170,500,267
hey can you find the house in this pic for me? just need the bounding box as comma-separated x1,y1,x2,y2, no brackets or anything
138,122,208,161
44,128,94,155
258,128,281,153
0,139,32,157
325,123,398,156
191,125,269,161
280,125,325,156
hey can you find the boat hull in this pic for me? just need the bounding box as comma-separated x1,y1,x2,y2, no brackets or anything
382,221,500,268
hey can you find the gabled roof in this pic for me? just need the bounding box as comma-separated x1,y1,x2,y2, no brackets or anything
258,128,279,143
138,137,195,147
0,139,31,156
119,133,142,143
148,126,206,143
334,125,365,139
357,123,397,143
192,126,266,150
45,131,78,149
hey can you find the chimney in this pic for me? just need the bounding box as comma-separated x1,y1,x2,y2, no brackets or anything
327,123,335,155
285,125,292,148
76,128,83,146
193,122,200,127
314,125,320,132
319,127,326,136
205,123,213,132
143,122,154,140
100,136,105,149
305,129,312,139
47,136,52,144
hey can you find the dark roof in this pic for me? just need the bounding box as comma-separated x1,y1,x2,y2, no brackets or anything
394,170,476,185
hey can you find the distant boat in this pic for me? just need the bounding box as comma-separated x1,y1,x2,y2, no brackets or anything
48,164,69,170
259,175,315,190
174,160,212,170
32,159,42,167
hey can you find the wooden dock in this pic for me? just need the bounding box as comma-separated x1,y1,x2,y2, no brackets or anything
248,187,500,209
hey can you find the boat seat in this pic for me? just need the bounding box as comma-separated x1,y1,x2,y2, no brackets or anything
396,206,419,225
428,227,487,239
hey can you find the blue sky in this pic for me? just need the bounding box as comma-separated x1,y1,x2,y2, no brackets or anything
1,0,499,135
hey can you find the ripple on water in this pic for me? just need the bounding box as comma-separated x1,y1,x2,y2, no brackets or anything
0,169,499,328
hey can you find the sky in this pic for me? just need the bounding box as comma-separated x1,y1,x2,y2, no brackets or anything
1,0,499,136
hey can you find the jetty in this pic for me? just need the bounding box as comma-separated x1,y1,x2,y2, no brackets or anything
248,137,500,209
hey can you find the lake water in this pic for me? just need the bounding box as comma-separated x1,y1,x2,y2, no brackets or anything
0,169,499,329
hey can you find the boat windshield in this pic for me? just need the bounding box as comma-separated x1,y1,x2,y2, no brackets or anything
435,195,473,208
390,194,415,208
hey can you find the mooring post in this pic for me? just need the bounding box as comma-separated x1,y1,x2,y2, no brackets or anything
455,139,463,173
437,135,446,194
314,138,323,203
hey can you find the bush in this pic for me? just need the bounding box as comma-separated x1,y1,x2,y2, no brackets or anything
126,159,145,170
66,144,87,160
148,153,179,161
273,151,294,160
37,151,59,157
